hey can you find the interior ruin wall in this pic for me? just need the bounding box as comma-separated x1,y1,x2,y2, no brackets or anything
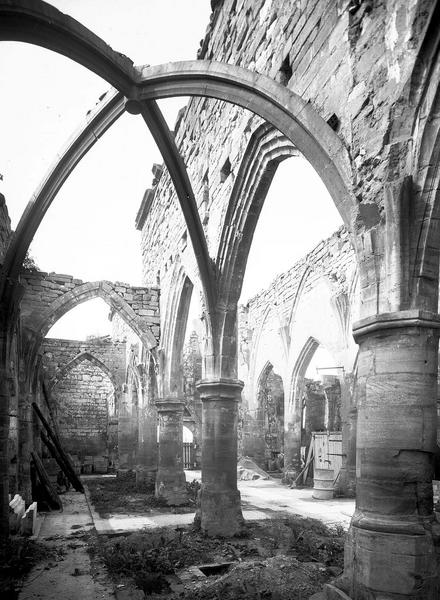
19,272,160,342
138,0,422,299
50,361,113,460
41,337,126,469
41,337,126,385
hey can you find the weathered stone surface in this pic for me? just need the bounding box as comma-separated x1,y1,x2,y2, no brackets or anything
155,400,187,505
196,379,244,536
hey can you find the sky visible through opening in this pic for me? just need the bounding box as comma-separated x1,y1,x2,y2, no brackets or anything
0,0,342,344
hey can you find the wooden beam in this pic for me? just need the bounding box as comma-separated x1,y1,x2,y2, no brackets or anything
31,451,62,510
32,403,84,493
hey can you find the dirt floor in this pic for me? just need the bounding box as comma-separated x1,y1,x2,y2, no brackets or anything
10,474,351,600
89,516,344,599
85,473,198,518
83,474,345,599
14,493,115,600
0,536,62,599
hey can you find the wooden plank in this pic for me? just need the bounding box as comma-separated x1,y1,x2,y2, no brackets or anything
291,445,314,487
314,431,332,470
328,435,342,478
40,429,73,486
31,451,62,510
32,402,84,492
302,440,314,484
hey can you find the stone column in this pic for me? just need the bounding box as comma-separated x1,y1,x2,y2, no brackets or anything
136,401,157,486
342,311,440,599
323,375,341,431
196,378,244,536
0,365,11,536
117,388,137,471
17,384,32,505
338,375,357,497
155,399,187,505
283,410,302,480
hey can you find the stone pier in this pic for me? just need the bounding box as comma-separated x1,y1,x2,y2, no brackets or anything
342,312,440,599
155,399,187,505
196,379,244,536
136,403,158,486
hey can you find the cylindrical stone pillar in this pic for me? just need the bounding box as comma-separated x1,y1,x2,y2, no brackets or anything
136,402,158,486
341,311,440,599
338,375,357,497
155,399,187,505
283,410,302,480
196,378,244,536
117,389,137,472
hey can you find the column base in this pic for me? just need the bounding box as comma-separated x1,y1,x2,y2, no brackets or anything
155,469,188,505
339,520,440,599
336,466,356,498
135,466,156,488
196,487,244,537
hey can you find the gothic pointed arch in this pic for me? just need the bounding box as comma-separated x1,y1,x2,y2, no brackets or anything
408,13,440,309
27,280,157,351
49,351,116,392
0,0,135,92
289,336,320,412
161,265,194,397
216,122,298,294
0,2,358,341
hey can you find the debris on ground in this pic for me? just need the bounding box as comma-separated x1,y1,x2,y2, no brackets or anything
86,472,198,517
237,457,271,480
0,536,64,598
88,515,345,599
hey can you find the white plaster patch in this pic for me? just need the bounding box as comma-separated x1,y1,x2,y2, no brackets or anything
385,10,400,83
259,0,273,25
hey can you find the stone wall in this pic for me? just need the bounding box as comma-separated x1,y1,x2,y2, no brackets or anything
239,227,358,406
41,336,126,468
52,360,113,460
136,0,365,401
19,271,160,344
41,336,126,387
137,0,430,396
138,0,421,285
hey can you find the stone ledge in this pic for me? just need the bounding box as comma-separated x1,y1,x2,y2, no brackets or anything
353,309,440,340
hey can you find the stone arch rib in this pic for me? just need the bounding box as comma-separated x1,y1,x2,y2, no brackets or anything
289,336,319,412
0,4,355,328
0,0,136,92
161,265,194,396
257,360,274,390
136,61,353,228
138,102,215,316
217,122,298,299
288,265,312,333
0,1,212,317
31,281,157,351
49,351,116,392
2,90,125,290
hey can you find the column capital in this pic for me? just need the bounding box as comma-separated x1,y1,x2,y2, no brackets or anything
196,378,244,401
155,398,185,412
353,309,440,341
